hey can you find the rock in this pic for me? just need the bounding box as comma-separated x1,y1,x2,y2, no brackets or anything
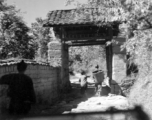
120,77,136,96
70,95,130,113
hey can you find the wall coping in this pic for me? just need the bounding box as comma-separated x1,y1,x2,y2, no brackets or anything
0,59,50,66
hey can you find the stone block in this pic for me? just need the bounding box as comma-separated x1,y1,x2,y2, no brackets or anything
8,66,12,72
10,66,13,72
39,66,42,70
112,54,126,84
5,66,9,73
33,65,37,70
2,67,5,73
0,69,2,77
13,65,17,72
48,41,61,50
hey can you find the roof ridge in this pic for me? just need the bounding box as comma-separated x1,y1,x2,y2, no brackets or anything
45,8,118,27
48,8,77,12
48,7,98,12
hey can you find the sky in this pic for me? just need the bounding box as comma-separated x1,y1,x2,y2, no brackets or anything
5,0,81,27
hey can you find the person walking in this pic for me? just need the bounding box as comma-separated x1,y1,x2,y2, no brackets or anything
92,65,104,96
0,60,36,115
79,71,89,96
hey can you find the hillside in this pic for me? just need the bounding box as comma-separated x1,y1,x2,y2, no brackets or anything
129,76,152,119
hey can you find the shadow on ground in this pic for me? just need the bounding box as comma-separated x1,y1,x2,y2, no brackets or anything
29,83,96,115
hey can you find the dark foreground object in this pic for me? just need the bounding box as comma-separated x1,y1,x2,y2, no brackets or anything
0,106,149,120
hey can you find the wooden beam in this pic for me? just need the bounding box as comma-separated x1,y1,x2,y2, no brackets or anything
43,23,100,27
43,22,117,28
67,40,106,43
66,30,107,34
68,41,106,46
70,39,105,43
105,39,113,87
108,26,113,39
64,36,110,41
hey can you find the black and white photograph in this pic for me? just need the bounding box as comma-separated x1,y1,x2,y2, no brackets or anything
0,0,151,120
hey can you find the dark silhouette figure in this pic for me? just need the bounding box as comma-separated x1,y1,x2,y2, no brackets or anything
0,60,36,115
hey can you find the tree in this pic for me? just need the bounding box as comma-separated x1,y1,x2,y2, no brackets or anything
0,0,36,59
31,18,51,62
69,45,106,73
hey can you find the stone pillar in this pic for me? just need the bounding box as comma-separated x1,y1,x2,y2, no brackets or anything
61,43,71,93
111,37,126,94
48,40,61,67
48,40,71,93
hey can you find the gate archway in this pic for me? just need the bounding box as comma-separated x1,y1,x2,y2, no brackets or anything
44,9,126,94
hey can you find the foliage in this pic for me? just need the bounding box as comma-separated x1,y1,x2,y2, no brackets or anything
120,0,152,76
31,18,52,62
0,0,36,59
69,45,106,74
122,29,152,76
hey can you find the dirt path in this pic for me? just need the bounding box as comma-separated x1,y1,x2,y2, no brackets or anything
29,84,96,115
29,75,129,115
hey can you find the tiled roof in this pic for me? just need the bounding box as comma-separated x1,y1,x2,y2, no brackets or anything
44,8,110,26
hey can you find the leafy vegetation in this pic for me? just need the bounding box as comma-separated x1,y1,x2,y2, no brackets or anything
31,18,52,62
69,45,106,74
0,0,36,59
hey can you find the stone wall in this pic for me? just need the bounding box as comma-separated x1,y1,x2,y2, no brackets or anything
0,61,61,113
111,37,126,94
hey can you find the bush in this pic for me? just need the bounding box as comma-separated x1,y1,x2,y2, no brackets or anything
120,76,136,97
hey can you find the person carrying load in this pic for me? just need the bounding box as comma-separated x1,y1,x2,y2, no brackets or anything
92,65,105,96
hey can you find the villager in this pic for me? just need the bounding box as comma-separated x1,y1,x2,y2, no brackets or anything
92,65,104,96
79,71,89,96
0,60,36,115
